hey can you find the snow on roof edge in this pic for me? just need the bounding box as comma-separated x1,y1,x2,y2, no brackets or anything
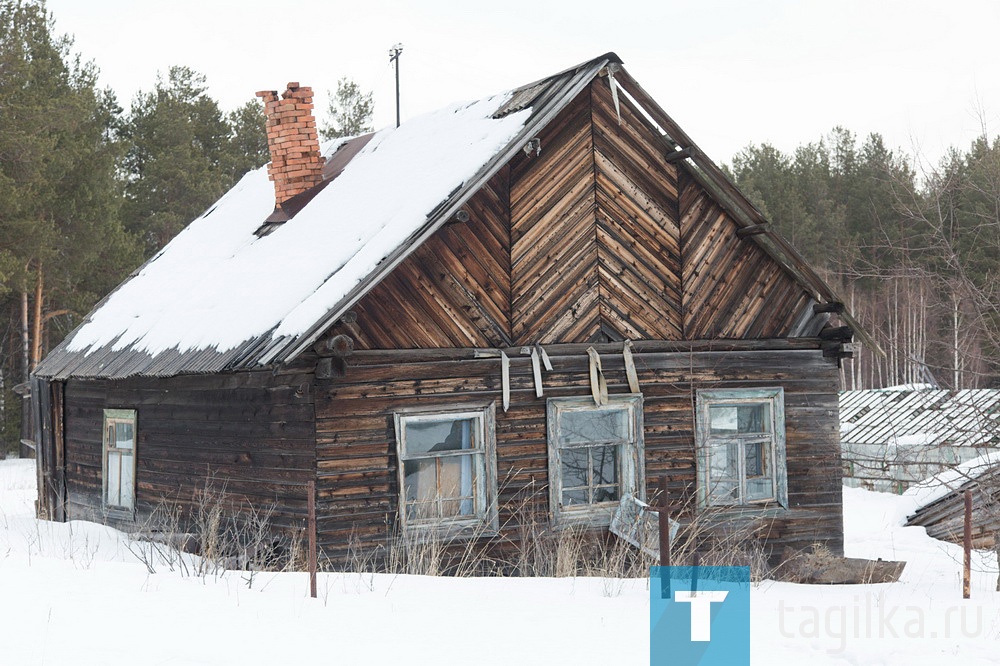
63,91,533,360
904,449,1000,509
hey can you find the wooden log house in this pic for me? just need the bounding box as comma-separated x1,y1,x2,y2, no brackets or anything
31,53,858,566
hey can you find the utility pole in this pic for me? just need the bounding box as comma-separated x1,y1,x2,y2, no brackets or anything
389,43,403,128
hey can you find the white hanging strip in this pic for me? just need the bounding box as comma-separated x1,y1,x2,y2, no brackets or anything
536,343,553,371
530,347,544,398
501,351,510,412
607,65,622,125
586,347,609,406
623,339,640,394
474,348,511,412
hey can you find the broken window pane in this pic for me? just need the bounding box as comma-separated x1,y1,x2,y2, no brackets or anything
406,418,474,455
403,446,476,520
745,440,764,477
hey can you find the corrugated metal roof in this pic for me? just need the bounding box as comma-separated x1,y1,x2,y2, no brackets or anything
840,388,1000,448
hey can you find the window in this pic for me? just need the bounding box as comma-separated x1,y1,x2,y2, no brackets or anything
695,389,787,509
103,409,137,512
546,395,644,527
394,404,498,536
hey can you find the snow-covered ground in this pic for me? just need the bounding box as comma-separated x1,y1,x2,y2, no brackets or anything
1,459,998,665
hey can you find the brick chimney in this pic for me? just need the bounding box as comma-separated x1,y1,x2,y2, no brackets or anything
256,83,325,213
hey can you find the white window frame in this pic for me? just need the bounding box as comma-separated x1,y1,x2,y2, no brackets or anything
546,395,644,529
102,408,137,513
695,388,788,510
393,403,498,537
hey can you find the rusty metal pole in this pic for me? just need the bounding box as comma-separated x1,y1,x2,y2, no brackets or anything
658,476,671,599
963,489,972,600
308,480,317,599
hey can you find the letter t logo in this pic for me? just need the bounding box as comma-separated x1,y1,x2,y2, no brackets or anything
674,591,729,641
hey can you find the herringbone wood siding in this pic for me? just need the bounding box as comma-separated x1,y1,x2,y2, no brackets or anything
591,78,683,340
679,170,813,338
335,170,512,349
337,81,814,350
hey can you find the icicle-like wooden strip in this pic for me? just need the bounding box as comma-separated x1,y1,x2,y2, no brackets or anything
623,339,640,394
586,346,608,406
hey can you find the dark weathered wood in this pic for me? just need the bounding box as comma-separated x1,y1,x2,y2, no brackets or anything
813,302,845,315
819,326,854,341
61,370,316,533
314,345,842,564
313,334,354,358
736,224,768,238
664,147,695,163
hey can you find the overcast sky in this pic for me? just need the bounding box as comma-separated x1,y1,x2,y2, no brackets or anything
44,0,1000,167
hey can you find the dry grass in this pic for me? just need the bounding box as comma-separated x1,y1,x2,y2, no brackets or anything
125,475,793,586
124,476,300,583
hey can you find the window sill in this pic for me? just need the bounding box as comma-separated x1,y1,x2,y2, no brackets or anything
402,520,499,543
551,504,618,530
697,503,789,522
103,506,136,522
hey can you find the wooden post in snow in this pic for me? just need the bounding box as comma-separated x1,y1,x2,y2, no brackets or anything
964,489,972,600
308,480,317,599
658,476,671,599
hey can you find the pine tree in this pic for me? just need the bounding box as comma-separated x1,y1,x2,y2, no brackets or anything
0,0,139,451
120,67,269,255
321,77,374,140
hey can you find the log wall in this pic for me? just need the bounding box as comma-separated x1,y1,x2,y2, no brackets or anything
62,370,316,534
314,342,843,564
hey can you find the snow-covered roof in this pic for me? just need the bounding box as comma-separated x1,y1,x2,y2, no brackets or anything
36,55,617,378
36,51,860,380
72,97,528,355
904,449,1000,510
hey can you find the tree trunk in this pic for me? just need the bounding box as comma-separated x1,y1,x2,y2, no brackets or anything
30,262,43,370
20,291,30,382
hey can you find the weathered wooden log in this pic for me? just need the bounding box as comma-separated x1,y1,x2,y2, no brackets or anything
819,325,853,341
813,301,845,315
664,146,695,163
736,224,768,238
315,357,347,379
313,334,354,358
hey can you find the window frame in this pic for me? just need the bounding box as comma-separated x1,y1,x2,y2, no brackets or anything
102,408,137,515
695,388,788,510
393,402,498,538
546,394,645,529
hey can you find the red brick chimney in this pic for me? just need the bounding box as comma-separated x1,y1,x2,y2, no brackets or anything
256,83,325,212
